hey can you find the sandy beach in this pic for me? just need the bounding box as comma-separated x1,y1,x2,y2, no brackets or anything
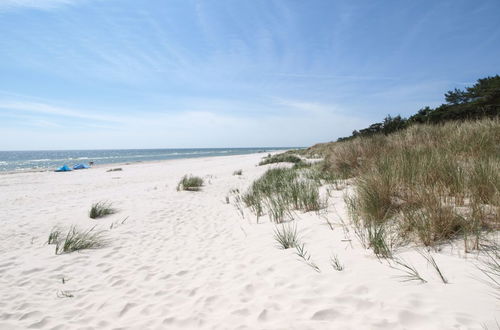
0,152,498,330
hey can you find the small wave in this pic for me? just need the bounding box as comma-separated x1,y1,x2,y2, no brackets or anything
30,159,52,162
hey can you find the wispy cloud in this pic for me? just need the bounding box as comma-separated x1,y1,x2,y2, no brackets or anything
0,0,83,11
0,97,369,149
0,101,124,123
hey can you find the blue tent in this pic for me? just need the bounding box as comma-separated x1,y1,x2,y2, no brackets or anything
73,163,90,170
55,164,72,172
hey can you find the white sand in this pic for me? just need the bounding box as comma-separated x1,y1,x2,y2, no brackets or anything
0,152,498,329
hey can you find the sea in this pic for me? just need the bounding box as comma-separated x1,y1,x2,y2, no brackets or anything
0,147,294,172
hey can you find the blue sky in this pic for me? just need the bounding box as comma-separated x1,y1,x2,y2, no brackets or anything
1,0,499,150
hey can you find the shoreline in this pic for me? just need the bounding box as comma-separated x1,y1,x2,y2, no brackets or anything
0,149,287,176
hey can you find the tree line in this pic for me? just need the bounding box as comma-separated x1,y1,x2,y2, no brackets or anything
337,75,500,142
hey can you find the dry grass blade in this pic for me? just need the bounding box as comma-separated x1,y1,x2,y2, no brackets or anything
330,254,344,271
295,243,320,272
477,240,500,299
57,290,74,298
420,250,448,284
391,257,427,283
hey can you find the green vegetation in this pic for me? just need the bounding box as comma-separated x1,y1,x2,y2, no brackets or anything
295,243,320,272
259,153,304,166
106,168,122,172
242,167,324,223
89,202,116,219
177,175,204,191
55,226,107,254
47,227,62,245
337,75,500,142
420,251,448,284
273,223,300,249
330,254,344,271
477,240,500,298
391,258,427,283
331,118,499,255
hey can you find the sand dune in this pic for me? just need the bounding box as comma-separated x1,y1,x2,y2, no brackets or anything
0,153,498,329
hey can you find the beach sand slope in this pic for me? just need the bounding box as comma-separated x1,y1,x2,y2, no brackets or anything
0,153,498,329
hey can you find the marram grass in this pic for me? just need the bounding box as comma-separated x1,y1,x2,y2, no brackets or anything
55,226,107,254
243,167,324,223
318,118,499,253
177,175,204,191
89,201,116,219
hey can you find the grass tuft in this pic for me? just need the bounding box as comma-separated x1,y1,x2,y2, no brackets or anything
177,175,204,191
330,254,344,271
259,153,304,166
89,201,116,219
273,223,300,249
48,227,62,245
233,169,243,175
106,168,122,172
55,226,107,254
243,167,324,223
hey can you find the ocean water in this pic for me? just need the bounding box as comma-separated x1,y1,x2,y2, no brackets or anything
0,147,293,172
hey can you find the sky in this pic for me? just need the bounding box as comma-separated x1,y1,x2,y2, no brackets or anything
0,0,499,150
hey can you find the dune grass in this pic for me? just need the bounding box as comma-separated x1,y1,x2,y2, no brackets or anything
55,226,107,254
330,254,344,271
320,119,499,254
259,153,304,166
420,250,448,284
243,167,324,223
89,201,116,219
48,227,62,245
391,257,427,283
177,175,204,191
273,223,300,249
295,243,321,272
106,168,122,172
477,240,500,298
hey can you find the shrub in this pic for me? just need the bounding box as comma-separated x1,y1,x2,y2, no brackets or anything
89,202,116,219
177,175,204,191
233,169,243,175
